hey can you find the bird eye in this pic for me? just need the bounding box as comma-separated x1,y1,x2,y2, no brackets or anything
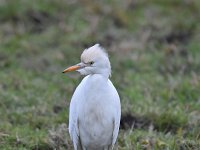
90,61,94,65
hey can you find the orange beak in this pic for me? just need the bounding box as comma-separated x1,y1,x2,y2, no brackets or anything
62,65,81,73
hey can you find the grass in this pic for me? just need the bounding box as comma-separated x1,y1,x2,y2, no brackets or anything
0,0,200,149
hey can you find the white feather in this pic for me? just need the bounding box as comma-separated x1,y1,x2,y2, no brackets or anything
67,44,121,150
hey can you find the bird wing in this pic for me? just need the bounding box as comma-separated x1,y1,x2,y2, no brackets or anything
69,94,79,148
68,76,88,149
111,98,121,148
108,80,121,148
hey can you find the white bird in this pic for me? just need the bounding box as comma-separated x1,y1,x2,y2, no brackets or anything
62,44,121,150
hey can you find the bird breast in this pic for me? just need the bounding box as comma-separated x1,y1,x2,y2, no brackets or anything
77,74,115,147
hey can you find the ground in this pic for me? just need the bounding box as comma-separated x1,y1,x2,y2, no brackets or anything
0,0,200,149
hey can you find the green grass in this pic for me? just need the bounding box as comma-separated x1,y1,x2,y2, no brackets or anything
0,0,200,149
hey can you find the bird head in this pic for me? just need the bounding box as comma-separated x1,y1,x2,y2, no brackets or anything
62,44,111,78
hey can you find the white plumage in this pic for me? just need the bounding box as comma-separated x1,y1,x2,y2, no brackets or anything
63,44,121,150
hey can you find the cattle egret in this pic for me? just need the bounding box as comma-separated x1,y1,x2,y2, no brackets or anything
62,44,121,150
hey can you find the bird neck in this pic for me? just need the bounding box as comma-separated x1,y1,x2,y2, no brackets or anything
98,68,111,79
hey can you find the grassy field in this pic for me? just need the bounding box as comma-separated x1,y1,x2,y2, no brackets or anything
0,0,200,149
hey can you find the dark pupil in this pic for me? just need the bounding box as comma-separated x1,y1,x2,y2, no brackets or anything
90,61,94,65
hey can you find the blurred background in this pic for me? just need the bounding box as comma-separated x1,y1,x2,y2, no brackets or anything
0,0,200,149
